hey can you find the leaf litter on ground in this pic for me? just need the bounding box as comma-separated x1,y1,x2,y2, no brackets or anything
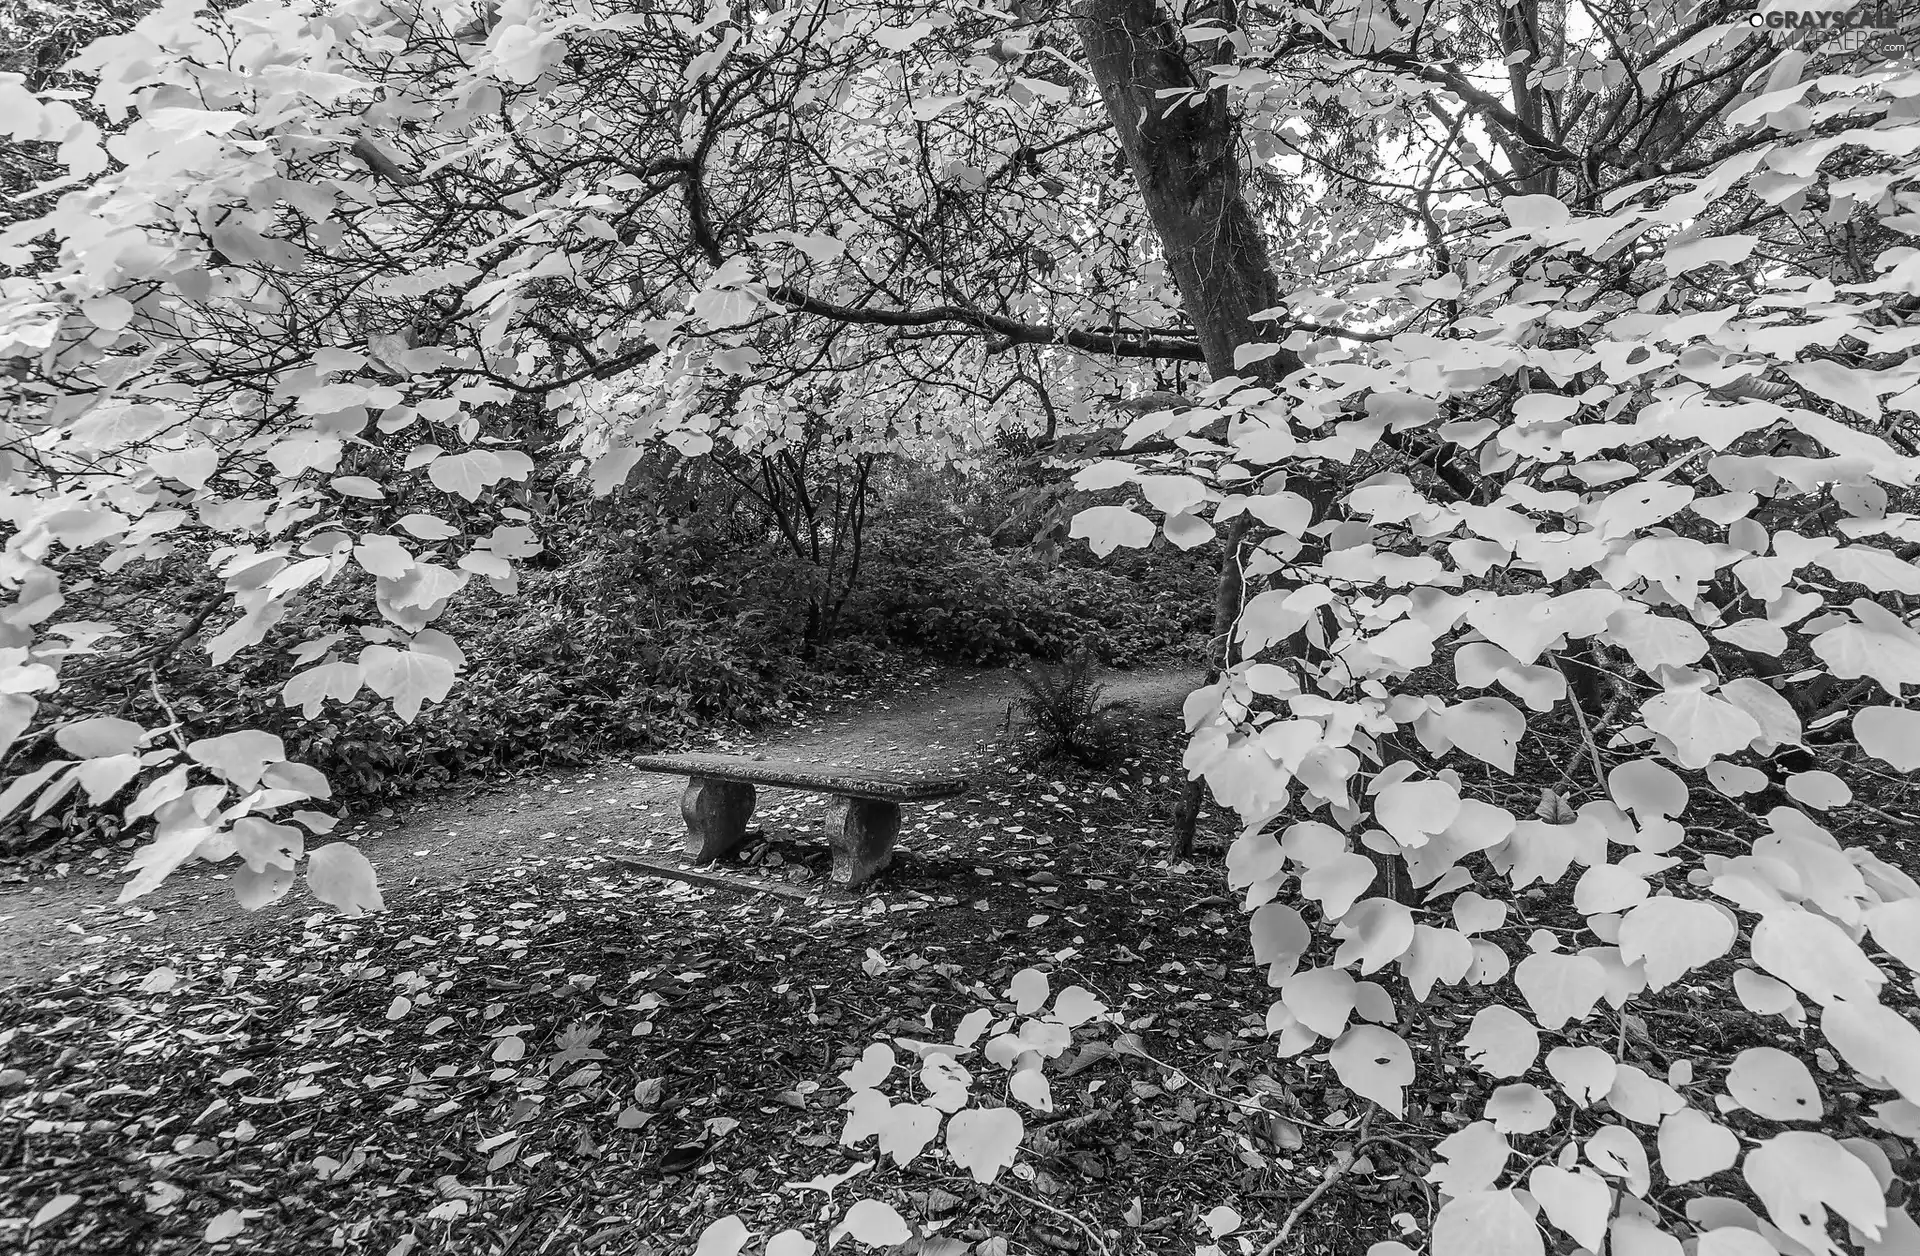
6,707,1427,1255
4,677,1868,1255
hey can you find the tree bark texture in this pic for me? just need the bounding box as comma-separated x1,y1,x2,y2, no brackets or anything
1073,0,1301,387
1076,0,1305,858
1173,512,1250,858
1074,4,1412,902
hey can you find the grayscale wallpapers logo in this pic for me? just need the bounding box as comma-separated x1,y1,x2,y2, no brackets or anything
1746,4,1916,61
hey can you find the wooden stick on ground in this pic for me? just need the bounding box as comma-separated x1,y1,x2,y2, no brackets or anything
1254,1114,1380,1256
611,856,818,902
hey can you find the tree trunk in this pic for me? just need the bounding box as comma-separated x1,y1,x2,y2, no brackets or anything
1072,0,1301,386
1172,513,1251,859
1075,0,1304,860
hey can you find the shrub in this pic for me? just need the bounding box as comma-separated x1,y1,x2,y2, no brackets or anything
3,444,1203,867
1012,651,1139,770
846,507,1211,666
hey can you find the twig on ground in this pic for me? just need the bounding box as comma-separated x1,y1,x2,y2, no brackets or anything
612,855,816,902
1845,798,1917,827
1254,1112,1378,1256
993,1179,1112,1256
1111,1035,1366,1134
147,668,190,753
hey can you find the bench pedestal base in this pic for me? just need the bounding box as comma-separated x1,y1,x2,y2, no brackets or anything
681,777,756,864
826,797,900,889
674,773,905,889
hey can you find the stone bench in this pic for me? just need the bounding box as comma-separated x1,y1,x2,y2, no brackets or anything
630,753,970,889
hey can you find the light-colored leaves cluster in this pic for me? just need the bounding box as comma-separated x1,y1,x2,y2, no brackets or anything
837,967,1108,1181
1074,26,1920,1256
693,968,1107,1250
6,2,1920,1254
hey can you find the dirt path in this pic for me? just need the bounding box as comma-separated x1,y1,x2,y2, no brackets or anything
0,661,1201,988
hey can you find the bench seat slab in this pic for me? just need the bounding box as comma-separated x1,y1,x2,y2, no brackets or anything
633,753,966,803
827,797,901,889
682,777,756,865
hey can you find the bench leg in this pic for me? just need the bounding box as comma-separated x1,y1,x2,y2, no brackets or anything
681,777,756,865
826,797,900,889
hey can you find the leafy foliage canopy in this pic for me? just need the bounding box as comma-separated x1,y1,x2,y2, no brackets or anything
5,0,1920,1252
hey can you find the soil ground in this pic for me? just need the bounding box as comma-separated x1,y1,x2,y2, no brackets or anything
6,662,1429,1256
8,660,1898,1256
0,663,1199,989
